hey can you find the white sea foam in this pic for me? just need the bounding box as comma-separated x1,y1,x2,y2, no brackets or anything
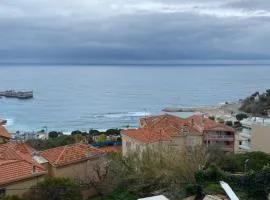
93,111,151,119
103,111,151,118
5,118,14,126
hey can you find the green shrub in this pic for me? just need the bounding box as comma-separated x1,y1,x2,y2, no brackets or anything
195,165,224,184
236,113,248,121
216,118,224,124
88,188,138,200
23,178,83,200
184,184,203,198
208,116,215,121
209,152,270,173
204,184,224,195
0,195,24,200
240,168,270,200
225,121,233,127
27,135,76,150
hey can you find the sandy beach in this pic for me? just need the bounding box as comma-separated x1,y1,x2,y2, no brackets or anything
163,102,242,119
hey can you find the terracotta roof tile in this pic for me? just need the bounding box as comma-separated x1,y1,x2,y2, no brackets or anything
122,127,172,143
0,126,11,139
0,143,46,185
185,115,235,133
7,141,34,154
140,114,192,136
127,114,235,143
40,143,104,167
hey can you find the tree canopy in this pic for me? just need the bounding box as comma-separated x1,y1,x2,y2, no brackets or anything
240,89,270,116
23,178,83,200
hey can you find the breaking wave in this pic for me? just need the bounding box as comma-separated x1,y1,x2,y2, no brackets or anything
94,111,151,119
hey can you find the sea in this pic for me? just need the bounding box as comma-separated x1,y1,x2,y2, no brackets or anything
0,64,270,133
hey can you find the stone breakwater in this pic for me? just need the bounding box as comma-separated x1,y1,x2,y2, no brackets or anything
0,90,33,99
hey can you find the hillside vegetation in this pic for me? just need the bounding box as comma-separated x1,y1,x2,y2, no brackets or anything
240,89,270,116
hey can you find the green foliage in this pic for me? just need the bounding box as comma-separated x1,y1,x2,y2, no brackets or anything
92,149,270,200
203,184,224,195
0,195,24,200
216,118,224,124
233,121,242,129
23,178,83,200
105,129,121,136
225,121,233,127
26,135,76,150
89,129,100,135
49,131,62,138
209,151,270,173
240,89,270,116
88,188,138,200
195,165,224,184
184,184,203,198
97,134,106,143
100,147,209,199
236,113,248,121
208,116,215,121
242,168,270,200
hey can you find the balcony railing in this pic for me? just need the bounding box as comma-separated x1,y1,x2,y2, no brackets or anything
204,135,234,141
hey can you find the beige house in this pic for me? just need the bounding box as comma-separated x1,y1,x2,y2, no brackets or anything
0,142,107,198
0,143,46,197
122,114,235,156
251,125,270,153
40,143,106,196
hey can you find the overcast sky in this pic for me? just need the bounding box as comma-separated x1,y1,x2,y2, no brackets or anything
1,0,270,63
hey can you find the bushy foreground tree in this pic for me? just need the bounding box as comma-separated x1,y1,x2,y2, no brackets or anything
98,146,209,199
23,178,83,200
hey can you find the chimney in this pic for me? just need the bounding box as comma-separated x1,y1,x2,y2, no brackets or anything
191,119,195,126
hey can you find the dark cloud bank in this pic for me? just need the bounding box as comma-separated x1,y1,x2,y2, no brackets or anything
1,0,270,64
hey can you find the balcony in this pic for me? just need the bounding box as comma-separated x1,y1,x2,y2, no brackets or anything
204,135,234,142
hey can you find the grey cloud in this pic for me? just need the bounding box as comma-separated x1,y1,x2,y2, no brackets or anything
0,0,270,63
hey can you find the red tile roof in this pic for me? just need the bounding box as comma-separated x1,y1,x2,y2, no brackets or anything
7,141,34,154
123,114,235,143
0,143,46,185
122,127,172,143
185,115,235,133
40,143,104,167
140,114,195,136
0,126,11,139
99,146,121,153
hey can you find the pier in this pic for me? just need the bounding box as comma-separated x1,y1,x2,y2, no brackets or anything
0,90,33,99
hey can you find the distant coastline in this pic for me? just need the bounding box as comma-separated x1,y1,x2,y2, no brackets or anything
162,101,242,118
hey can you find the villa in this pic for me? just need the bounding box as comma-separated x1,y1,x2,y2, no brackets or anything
0,142,46,197
121,114,236,156
40,143,107,196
